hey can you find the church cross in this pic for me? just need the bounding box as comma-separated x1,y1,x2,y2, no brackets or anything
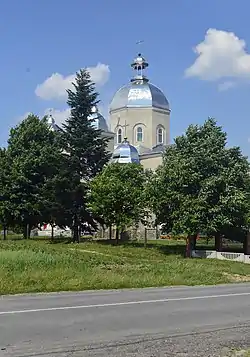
121,120,129,137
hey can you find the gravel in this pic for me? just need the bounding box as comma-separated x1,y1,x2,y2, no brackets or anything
4,325,250,356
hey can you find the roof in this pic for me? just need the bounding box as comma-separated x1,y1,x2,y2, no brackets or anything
110,82,169,112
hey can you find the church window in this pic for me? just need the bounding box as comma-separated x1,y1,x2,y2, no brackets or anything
136,127,143,142
117,128,122,143
157,127,164,144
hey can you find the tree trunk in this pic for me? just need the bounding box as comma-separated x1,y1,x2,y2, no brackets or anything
144,228,148,248
78,225,81,243
185,235,191,258
3,226,7,241
27,223,30,239
72,225,79,243
72,214,80,243
243,231,250,255
215,233,222,251
115,228,119,245
191,234,197,250
23,226,27,239
51,224,54,240
23,223,30,239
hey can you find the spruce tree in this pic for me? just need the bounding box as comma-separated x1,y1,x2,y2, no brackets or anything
62,69,110,242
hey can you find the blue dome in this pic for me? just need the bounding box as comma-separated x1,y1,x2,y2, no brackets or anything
110,82,169,112
111,139,140,164
88,106,108,132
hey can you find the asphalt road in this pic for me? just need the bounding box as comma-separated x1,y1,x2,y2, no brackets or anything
1,284,250,356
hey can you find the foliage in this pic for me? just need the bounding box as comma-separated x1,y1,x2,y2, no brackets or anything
3,114,64,237
0,147,13,236
58,69,111,242
89,163,149,237
149,118,250,239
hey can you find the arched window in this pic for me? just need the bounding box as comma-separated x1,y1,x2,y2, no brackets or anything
136,126,143,142
117,128,122,144
157,127,164,144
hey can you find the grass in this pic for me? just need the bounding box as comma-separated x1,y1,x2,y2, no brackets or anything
0,239,249,295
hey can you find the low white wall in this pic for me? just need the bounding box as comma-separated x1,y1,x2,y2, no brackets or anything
191,250,250,264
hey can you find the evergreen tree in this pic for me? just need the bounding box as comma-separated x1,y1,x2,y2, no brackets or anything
61,69,110,242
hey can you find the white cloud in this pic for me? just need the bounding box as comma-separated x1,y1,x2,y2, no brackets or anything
218,81,236,91
35,63,110,100
185,28,250,89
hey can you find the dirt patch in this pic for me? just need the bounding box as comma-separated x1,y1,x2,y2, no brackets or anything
223,272,250,282
69,248,112,257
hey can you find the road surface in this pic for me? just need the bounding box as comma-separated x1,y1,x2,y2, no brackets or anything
0,284,250,356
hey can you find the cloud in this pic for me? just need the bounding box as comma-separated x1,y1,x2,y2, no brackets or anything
35,63,110,100
218,81,236,91
185,28,250,89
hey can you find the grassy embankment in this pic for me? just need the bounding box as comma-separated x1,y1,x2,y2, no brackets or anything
0,239,249,295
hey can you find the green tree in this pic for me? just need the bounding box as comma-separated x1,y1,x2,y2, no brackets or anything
149,118,250,250
89,163,148,242
6,114,64,238
60,69,110,242
0,147,12,239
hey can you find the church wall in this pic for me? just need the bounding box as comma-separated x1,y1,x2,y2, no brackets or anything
140,154,163,171
152,109,170,147
110,108,153,149
103,132,115,153
110,107,170,151
110,109,127,144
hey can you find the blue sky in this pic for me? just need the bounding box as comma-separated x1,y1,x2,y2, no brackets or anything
1,0,250,155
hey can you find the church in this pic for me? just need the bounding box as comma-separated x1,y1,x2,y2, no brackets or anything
49,52,171,171
109,52,170,170
41,53,170,237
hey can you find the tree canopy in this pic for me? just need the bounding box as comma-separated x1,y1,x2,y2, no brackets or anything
89,163,148,240
58,69,111,241
149,118,250,240
1,75,250,248
1,114,64,237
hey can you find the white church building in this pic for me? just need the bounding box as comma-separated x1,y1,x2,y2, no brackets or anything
48,52,170,171
39,52,170,237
